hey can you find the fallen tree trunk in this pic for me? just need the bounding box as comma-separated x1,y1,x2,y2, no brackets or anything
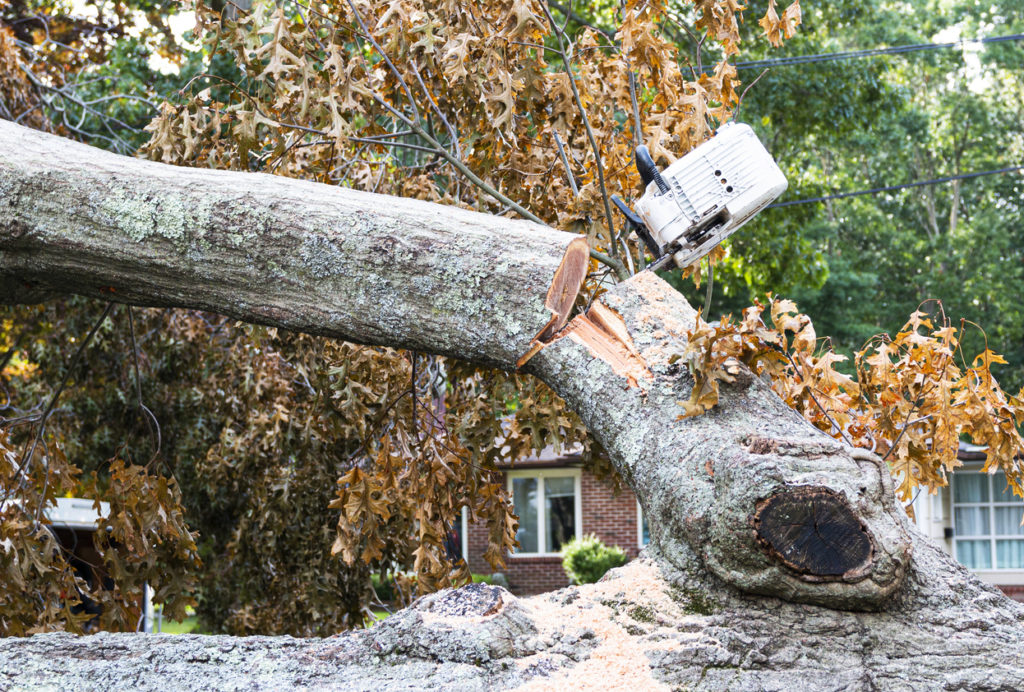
2,119,1023,684
3,555,1023,690
525,273,912,610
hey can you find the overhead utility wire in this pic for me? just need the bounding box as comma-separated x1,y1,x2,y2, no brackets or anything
767,165,1024,209
735,32,1024,69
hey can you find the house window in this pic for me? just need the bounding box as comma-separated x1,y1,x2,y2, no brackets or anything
446,506,469,563
507,469,581,556
952,469,1024,570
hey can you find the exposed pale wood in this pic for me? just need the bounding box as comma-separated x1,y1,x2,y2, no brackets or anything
560,314,651,388
539,237,589,342
585,301,639,356
514,236,588,369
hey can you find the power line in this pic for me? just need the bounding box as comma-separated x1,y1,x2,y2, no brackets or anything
735,32,1024,70
767,165,1024,208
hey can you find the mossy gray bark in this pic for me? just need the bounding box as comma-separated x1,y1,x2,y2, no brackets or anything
526,273,913,610
0,120,584,370
3,556,1023,690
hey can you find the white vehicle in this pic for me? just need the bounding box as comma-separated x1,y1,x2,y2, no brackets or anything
617,123,788,271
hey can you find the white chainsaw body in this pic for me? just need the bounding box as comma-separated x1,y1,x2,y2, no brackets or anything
634,123,788,268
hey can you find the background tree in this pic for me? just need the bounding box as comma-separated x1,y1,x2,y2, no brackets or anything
705,0,1024,385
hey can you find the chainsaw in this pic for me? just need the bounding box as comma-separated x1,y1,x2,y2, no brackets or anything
613,122,788,273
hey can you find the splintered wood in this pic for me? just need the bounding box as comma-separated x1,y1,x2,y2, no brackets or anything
563,310,651,387
516,237,590,368
518,279,651,386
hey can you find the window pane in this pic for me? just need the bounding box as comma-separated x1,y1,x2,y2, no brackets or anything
954,473,989,503
992,472,1020,502
996,540,1024,569
956,540,992,569
954,507,990,537
545,476,576,553
512,478,538,553
995,507,1024,536
446,514,464,561
930,488,945,521
641,511,650,546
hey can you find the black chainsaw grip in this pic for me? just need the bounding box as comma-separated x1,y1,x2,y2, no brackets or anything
635,145,670,195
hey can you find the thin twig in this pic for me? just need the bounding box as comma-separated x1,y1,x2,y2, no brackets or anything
345,5,543,225
779,348,854,447
348,137,440,154
590,248,629,281
9,304,114,515
542,3,620,262
345,0,421,125
128,307,162,467
628,71,643,148
409,61,462,160
553,130,579,197
733,68,769,123
547,0,616,41
294,0,327,52
411,352,418,435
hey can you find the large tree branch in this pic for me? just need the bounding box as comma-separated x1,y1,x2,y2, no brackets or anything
526,273,913,610
0,120,587,370
3,555,1024,688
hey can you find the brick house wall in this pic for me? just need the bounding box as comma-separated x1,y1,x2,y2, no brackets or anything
464,463,643,596
999,585,1024,603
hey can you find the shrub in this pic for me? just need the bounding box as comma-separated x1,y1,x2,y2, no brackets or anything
560,535,629,585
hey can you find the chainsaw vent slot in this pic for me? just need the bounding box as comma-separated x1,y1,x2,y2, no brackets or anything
685,208,731,245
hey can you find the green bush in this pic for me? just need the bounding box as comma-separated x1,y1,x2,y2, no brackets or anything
560,534,629,585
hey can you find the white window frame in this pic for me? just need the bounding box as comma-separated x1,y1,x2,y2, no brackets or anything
506,468,582,557
952,466,1024,572
460,505,469,564
637,501,650,548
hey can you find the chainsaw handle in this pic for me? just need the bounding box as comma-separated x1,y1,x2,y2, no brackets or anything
611,194,663,259
635,145,670,194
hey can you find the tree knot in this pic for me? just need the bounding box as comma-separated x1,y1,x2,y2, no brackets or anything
751,485,875,583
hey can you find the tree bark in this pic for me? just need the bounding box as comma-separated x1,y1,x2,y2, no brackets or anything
525,273,912,611
2,120,1023,684
3,555,1023,690
0,119,587,370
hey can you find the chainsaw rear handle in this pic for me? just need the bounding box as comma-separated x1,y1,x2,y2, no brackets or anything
635,145,670,195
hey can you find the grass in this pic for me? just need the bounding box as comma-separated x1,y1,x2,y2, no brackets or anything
158,615,198,634
155,606,201,634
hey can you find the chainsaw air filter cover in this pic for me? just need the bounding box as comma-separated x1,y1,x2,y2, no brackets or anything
634,122,788,268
